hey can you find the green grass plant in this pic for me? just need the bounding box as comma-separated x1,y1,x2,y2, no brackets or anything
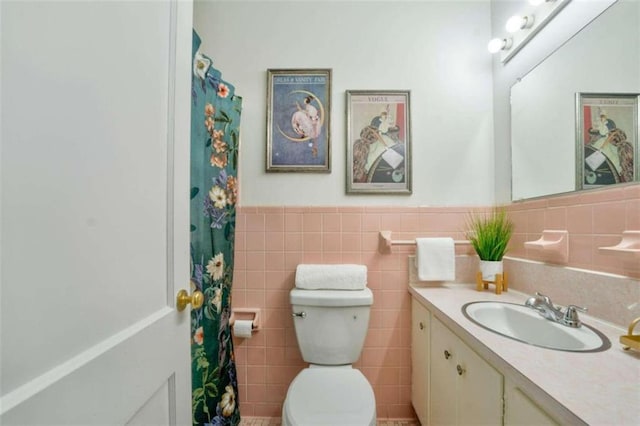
465,207,514,261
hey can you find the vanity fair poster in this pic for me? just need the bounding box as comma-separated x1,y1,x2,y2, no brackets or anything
346,90,412,194
266,69,331,172
579,94,638,188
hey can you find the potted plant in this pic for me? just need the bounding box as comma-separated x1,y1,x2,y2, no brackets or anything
465,207,513,282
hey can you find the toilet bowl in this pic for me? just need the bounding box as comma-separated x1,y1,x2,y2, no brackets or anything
282,366,376,426
282,265,376,426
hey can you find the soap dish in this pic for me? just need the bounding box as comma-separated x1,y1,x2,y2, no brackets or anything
620,317,640,352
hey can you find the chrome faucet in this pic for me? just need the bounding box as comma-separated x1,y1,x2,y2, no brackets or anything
525,292,587,328
525,292,563,321
561,305,588,328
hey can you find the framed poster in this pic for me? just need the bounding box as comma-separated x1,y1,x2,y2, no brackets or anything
577,93,639,189
266,69,331,172
346,90,411,194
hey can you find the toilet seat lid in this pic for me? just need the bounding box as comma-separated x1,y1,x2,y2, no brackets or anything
284,368,376,425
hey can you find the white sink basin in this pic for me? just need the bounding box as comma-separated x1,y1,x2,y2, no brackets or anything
462,301,610,352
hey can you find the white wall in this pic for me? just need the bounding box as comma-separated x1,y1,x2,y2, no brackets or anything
194,0,494,207
490,0,617,203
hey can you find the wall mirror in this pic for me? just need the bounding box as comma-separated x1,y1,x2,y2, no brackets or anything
511,0,640,200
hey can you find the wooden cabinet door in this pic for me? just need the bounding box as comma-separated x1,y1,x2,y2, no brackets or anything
430,316,503,426
430,318,458,425
504,380,558,426
457,341,503,425
412,299,431,425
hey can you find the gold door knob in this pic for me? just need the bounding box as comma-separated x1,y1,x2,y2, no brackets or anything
176,289,204,312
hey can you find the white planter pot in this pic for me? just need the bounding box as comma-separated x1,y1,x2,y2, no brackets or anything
479,260,503,282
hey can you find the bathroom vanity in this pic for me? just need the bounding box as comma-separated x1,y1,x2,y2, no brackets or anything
410,284,640,425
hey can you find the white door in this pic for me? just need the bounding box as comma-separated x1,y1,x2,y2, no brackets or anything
1,1,194,424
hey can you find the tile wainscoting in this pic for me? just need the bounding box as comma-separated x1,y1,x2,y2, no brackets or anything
507,184,639,278
231,184,639,419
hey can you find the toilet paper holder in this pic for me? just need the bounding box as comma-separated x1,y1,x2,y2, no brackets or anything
230,308,261,332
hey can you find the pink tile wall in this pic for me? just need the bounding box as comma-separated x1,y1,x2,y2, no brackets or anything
233,205,477,420
507,184,640,279
231,185,639,420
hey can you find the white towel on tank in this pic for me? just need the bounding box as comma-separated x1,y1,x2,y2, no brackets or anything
295,264,367,290
416,238,455,281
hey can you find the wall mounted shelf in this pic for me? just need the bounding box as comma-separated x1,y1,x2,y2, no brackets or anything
598,231,640,259
524,230,568,263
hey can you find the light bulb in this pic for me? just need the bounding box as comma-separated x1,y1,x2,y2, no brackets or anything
487,38,512,53
506,15,534,33
487,38,504,53
506,15,526,33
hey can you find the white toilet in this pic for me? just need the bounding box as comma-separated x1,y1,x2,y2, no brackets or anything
282,266,376,426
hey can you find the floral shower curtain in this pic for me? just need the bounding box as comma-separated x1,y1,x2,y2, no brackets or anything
190,30,242,426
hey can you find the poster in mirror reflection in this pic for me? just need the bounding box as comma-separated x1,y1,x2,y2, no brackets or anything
346,90,412,194
577,93,639,190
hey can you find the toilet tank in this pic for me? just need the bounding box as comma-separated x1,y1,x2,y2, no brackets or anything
290,288,373,365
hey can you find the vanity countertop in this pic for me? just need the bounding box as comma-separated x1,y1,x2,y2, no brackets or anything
409,284,640,426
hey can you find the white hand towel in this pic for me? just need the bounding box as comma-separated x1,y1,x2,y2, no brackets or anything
416,238,455,281
295,264,367,290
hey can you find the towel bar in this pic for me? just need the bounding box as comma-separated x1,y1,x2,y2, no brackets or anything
378,230,470,254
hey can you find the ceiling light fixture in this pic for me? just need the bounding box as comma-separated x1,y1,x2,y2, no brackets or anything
487,0,570,63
